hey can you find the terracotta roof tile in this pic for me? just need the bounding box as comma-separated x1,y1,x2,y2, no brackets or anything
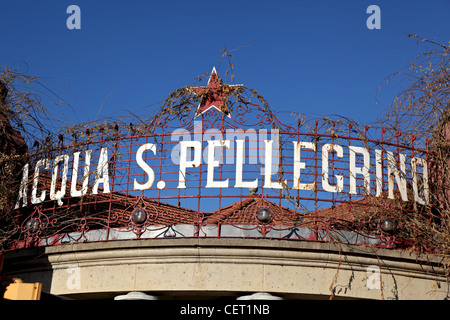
203,196,303,226
29,174,401,228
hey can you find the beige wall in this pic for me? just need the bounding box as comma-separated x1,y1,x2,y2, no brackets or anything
3,238,449,299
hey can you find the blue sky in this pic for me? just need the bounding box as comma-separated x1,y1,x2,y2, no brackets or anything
1,0,449,129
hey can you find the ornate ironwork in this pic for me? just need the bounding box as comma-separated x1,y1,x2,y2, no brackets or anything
0,70,442,253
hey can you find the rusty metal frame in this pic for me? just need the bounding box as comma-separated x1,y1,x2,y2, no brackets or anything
1,102,440,252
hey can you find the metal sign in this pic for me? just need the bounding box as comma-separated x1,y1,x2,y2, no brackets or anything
14,124,429,209
1,68,439,251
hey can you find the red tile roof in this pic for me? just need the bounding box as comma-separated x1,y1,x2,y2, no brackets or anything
203,196,303,226
26,174,400,228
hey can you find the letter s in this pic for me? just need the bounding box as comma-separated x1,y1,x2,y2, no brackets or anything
134,143,156,190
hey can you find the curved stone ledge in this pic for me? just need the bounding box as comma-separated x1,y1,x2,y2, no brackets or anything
3,238,449,300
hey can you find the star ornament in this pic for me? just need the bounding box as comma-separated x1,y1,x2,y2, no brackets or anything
188,67,243,118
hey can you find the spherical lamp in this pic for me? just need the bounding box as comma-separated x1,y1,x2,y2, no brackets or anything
256,207,272,223
25,219,40,233
131,208,147,224
381,218,396,233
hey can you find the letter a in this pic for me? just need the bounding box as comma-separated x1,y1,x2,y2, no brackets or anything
66,5,81,30
366,5,381,30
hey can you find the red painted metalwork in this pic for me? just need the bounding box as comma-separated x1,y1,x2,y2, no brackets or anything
0,75,442,253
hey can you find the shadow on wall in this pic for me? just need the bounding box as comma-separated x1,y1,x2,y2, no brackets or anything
1,246,55,299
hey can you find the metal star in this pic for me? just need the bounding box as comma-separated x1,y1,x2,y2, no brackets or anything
188,67,242,118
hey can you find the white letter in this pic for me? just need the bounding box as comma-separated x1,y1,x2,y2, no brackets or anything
170,128,191,165
366,5,381,30
375,149,383,197
31,158,50,204
66,5,81,30
225,129,258,165
259,129,281,175
322,144,344,193
234,140,258,188
15,163,29,209
411,157,429,205
387,151,407,201
292,141,316,190
134,143,156,190
203,129,223,165
92,148,110,194
50,154,70,206
206,140,230,188
264,140,286,189
178,141,201,188
349,146,371,195
71,150,92,197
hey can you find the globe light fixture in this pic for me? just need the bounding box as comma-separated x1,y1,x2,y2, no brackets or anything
25,219,40,233
381,218,396,233
131,208,147,224
256,207,272,223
